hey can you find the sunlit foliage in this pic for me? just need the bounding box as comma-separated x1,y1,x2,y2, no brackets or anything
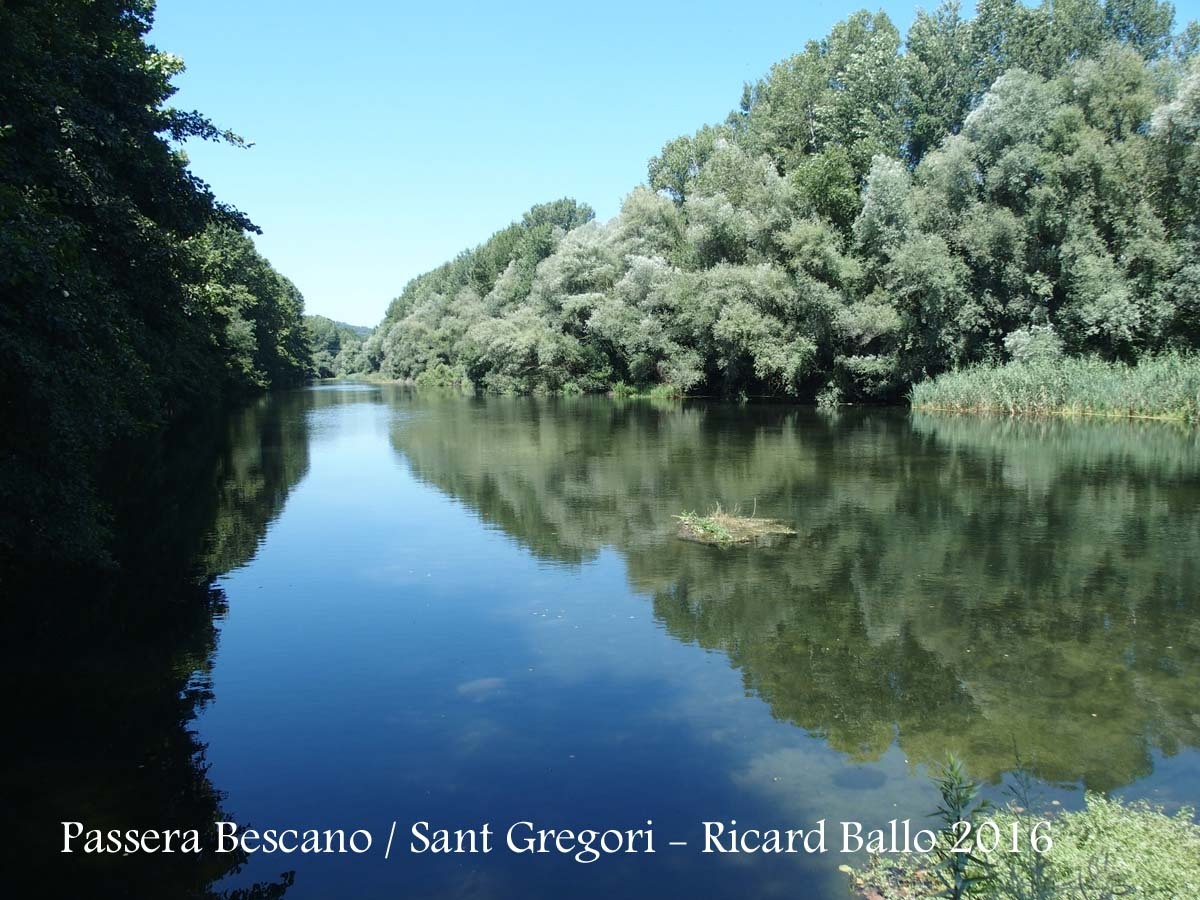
363,0,1198,406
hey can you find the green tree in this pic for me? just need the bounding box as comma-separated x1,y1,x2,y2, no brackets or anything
0,0,309,574
355,1,1199,404
904,1,976,163
648,126,728,205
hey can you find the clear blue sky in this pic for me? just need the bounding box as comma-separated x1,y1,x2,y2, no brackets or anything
150,1,930,325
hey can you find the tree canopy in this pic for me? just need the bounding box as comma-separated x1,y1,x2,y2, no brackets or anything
0,0,311,575
353,0,1199,403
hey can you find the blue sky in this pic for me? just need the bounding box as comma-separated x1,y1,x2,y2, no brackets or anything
150,1,931,325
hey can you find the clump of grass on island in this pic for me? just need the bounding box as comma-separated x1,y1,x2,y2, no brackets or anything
911,351,1200,423
674,503,796,546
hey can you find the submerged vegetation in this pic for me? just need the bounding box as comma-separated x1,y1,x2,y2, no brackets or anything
0,1,311,576
336,0,1200,411
675,505,797,545
912,351,1200,420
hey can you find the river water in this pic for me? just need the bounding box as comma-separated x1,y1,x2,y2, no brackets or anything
30,383,1200,898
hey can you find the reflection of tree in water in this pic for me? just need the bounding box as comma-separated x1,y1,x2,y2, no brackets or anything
390,395,1200,790
2,387,364,899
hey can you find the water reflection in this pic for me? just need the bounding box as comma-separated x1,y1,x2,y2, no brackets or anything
388,394,1200,792
10,387,1198,899
3,387,372,898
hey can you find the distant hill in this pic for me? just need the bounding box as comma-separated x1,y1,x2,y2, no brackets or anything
311,317,371,337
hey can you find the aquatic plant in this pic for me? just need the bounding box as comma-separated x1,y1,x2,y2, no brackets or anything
911,353,1200,422
648,383,685,400
816,383,843,410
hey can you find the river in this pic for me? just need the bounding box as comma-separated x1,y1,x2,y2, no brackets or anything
22,383,1200,898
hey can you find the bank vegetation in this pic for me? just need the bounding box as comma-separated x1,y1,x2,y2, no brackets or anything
333,0,1200,420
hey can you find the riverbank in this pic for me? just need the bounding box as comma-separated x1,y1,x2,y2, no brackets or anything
846,793,1200,900
910,353,1200,423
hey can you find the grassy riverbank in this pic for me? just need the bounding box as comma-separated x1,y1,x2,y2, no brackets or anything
847,793,1200,900
910,354,1200,423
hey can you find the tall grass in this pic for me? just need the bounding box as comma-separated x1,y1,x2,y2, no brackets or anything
608,382,686,400
910,353,1200,423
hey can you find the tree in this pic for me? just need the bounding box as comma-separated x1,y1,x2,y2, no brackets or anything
648,125,727,205
0,0,309,573
1104,0,1177,58
904,1,976,163
353,1,1199,405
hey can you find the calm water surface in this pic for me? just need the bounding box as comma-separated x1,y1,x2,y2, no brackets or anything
144,385,1200,898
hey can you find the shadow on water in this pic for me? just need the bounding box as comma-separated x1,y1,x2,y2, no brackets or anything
2,385,376,899
387,392,1200,794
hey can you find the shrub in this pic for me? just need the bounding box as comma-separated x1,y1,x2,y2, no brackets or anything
1003,326,1064,364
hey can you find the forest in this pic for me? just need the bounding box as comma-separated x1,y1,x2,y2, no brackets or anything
341,0,1200,409
5,0,1200,575
306,315,371,378
0,0,312,576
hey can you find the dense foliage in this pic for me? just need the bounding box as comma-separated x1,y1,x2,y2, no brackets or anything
306,315,370,377
355,198,599,389
358,0,1200,402
0,0,310,574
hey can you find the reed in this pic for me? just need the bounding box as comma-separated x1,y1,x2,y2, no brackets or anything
911,353,1200,423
